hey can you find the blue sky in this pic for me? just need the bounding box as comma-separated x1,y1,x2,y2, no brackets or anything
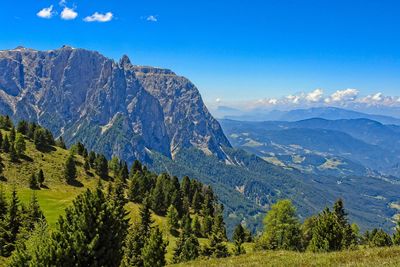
1,0,400,106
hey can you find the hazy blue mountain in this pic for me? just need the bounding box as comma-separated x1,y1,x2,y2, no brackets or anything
224,107,400,125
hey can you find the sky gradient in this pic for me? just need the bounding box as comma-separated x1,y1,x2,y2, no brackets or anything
1,0,400,105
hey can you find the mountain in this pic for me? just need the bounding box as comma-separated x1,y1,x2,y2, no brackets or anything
0,46,230,164
224,107,400,125
0,46,399,234
220,118,400,176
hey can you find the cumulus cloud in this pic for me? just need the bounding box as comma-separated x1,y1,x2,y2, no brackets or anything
61,7,78,20
147,15,158,22
326,88,359,103
37,5,55,19
306,88,324,102
84,12,113,22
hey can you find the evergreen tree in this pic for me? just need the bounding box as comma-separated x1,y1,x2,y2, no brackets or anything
9,126,16,143
301,215,317,250
151,174,168,215
25,192,45,231
14,133,26,157
9,220,53,266
37,169,45,187
233,224,246,255
371,229,392,247
83,157,90,173
166,205,179,235
9,144,18,162
203,208,229,258
4,115,13,129
120,162,129,183
181,176,191,200
49,187,129,266
142,227,168,267
16,120,29,135
255,199,301,251
191,215,202,238
27,123,37,140
130,160,142,175
0,131,3,148
0,186,8,220
2,135,10,152
192,190,202,213
88,151,96,167
333,199,356,249
173,234,200,264
33,128,48,149
202,215,213,237
120,223,145,267
64,154,77,184
0,187,22,256
29,173,39,189
308,208,342,252
95,154,108,179
140,198,154,237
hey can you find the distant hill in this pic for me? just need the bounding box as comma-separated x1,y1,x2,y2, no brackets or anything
224,107,400,125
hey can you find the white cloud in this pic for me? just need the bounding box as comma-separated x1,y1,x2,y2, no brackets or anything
306,88,324,102
61,7,78,20
84,12,113,22
37,5,55,19
147,15,158,22
59,0,67,6
328,88,359,103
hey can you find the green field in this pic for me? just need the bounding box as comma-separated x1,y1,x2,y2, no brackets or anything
171,247,400,267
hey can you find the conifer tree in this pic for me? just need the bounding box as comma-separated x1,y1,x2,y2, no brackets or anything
142,227,168,267
151,174,168,215
29,173,39,189
64,154,77,184
203,208,229,258
0,186,8,220
0,131,3,148
9,126,16,143
16,120,29,135
0,187,22,256
95,154,108,179
9,144,18,162
233,224,246,255
371,229,392,247
37,169,45,187
166,205,179,235
14,133,26,157
25,192,45,231
27,123,36,140
3,135,10,152
50,187,129,266
83,157,90,173
191,215,202,238
202,215,213,237
120,223,145,267
173,213,200,264
33,128,48,149
130,160,142,175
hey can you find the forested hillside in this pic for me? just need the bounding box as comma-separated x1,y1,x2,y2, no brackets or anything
0,115,240,266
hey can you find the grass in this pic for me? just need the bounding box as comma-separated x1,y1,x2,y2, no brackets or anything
170,246,400,267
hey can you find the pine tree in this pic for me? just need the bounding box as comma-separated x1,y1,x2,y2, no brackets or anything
120,162,129,183
9,144,18,162
202,215,213,237
64,154,77,184
166,205,179,235
151,174,168,215
191,215,202,238
140,198,154,237
0,187,22,256
16,120,29,135
9,126,16,143
130,160,142,175
173,233,200,264
14,133,26,157
27,123,37,140
95,154,108,179
0,186,8,220
83,157,90,173
2,135,10,152
203,208,229,258
120,223,145,267
0,131,3,149
25,192,45,231
33,128,48,150
142,227,168,267
371,229,392,247
37,169,45,187
29,173,39,189
192,190,202,213
233,224,246,255
49,187,129,266
255,199,301,251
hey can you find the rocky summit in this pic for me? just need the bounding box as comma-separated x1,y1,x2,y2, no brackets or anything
0,46,230,164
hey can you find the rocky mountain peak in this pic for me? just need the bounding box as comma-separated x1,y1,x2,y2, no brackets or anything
0,46,231,164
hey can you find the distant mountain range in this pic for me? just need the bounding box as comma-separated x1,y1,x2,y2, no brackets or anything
223,107,400,125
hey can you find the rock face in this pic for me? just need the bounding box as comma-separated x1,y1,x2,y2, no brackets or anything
0,46,231,163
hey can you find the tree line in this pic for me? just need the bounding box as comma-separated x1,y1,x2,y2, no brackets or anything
254,199,400,252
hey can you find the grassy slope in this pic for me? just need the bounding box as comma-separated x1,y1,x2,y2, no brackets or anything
171,247,400,267
0,131,233,265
